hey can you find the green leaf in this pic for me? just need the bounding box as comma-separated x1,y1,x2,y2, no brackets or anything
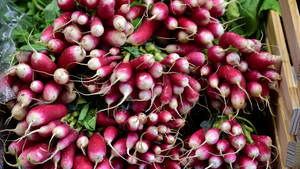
76,96,87,105
122,46,142,58
44,0,60,25
258,0,281,16
20,44,48,51
226,2,240,20
132,17,143,30
83,109,97,131
78,104,89,121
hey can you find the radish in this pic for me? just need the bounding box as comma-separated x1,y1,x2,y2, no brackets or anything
223,148,237,167
114,109,130,125
109,15,127,32
77,13,89,25
161,75,172,105
27,143,53,164
147,112,159,125
83,0,99,8
216,139,229,154
127,115,140,131
103,29,127,47
49,123,71,146
186,52,206,67
71,11,83,24
130,54,155,70
188,129,204,148
88,55,121,70
57,0,76,11
164,16,179,30
231,85,247,111
244,144,259,159
229,134,246,151
126,5,146,21
135,139,150,153
207,155,223,169
0,120,28,136
207,46,225,62
255,141,271,163
220,120,231,133
43,81,62,103
77,135,89,155
149,62,163,79
96,111,117,126
41,26,56,43
178,17,197,35
15,51,32,63
204,128,220,145
97,0,116,19
191,8,211,26
173,57,190,73
126,132,139,155
90,16,105,37
183,87,199,104
9,103,28,121
58,45,86,70
207,22,224,38
135,72,154,90
81,34,100,51
169,0,186,16
17,89,34,107
251,134,272,147
48,39,67,54
262,69,281,81
165,159,181,169
21,120,61,139
53,68,69,85
16,63,33,83
90,49,107,58
237,61,248,73
74,155,93,169
226,52,240,66
7,139,29,155
219,32,249,50
194,144,212,160
63,25,82,44
164,43,202,55
52,151,61,169
178,98,193,114
231,120,243,136
200,64,212,76
127,20,158,45
124,22,134,35
88,133,107,168
109,138,127,166
195,28,214,47
150,2,169,21
160,53,180,66
53,12,72,31
239,156,258,169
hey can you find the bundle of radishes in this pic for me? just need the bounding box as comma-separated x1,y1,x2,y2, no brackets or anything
0,0,282,168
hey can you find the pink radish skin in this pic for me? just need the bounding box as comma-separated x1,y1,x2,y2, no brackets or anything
184,87,199,104
123,22,134,35
195,28,214,47
204,0,214,10
158,110,173,123
207,46,225,62
16,63,33,83
130,53,155,70
40,26,56,43
147,112,159,126
177,30,191,43
207,22,224,38
90,49,107,57
52,151,61,169
48,39,66,54
205,128,220,145
150,2,169,21
30,50,57,77
96,157,111,169
165,43,202,55
52,123,71,139
135,139,150,153
161,75,172,105
136,72,154,90
110,138,127,162
26,120,61,138
218,65,246,88
7,139,29,155
237,61,248,73
71,11,83,24
57,0,75,11
229,134,246,151
110,15,127,32
139,152,156,163
126,132,139,154
74,155,93,169
255,141,271,162
60,144,76,169
194,144,211,160
200,64,212,76
186,52,206,67
17,89,34,107
219,32,249,50
178,17,197,35
169,0,186,16
26,104,67,128
223,148,237,166
188,129,204,148
210,0,227,17
126,5,146,21
192,8,211,26
88,133,107,167
16,146,36,169
115,110,130,125
231,121,243,136
178,99,193,114
144,126,159,141
43,81,62,103
231,85,246,110
127,115,140,131
244,144,259,159
54,68,69,85
77,13,89,25
96,111,117,126
27,143,53,164
138,89,152,101
207,155,223,168
127,20,157,45
58,45,86,70
216,139,229,153
188,76,201,91
63,25,82,44
247,81,263,98
53,12,72,31
183,0,199,7
239,156,258,169
88,55,121,70
97,0,116,19
104,126,119,150
83,0,99,8
220,120,231,133
170,74,190,87
57,89,77,104
165,160,181,169
81,34,100,51
173,57,190,73
226,52,240,66
149,62,163,79
251,134,272,147
164,16,179,30
111,158,124,169
77,135,89,155
90,16,105,37
103,29,127,47
262,69,281,81
219,83,231,98
160,53,180,66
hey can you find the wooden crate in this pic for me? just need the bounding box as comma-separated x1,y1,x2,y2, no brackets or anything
265,10,297,168
278,0,300,136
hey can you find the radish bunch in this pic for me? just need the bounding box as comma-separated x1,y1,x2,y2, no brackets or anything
1,0,281,168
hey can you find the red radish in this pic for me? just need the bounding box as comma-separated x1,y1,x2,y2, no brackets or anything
219,32,249,50
136,72,154,90
88,133,107,168
164,16,179,30
127,156,138,165
231,121,243,136
170,74,190,88
126,5,146,21
262,69,281,81
58,45,86,70
229,134,246,151
43,81,62,103
165,43,202,55
127,20,158,45
184,87,199,104
160,53,180,66
216,139,229,153
200,64,212,76
53,68,69,85
223,148,237,167
110,15,127,31
74,155,93,169
90,49,107,57
157,110,172,123
207,46,225,62
173,57,190,73
165,159,181,169
226,52,240,66
194,144,212,160
81,34,100,51
16,63,33,82
244,144,259,159
77,135,89,155
237,61,248,73
90,16,104,37
52,151,61,169
220,120,231,133
138,89,152,101
147,112,159,126
195,28,214,47
219,82,231,98
23,120,61,138
10,145,35,169
218,65,246,88
103,29,126,47
144,126,159,141
88,55,121,70
111,158,124,169
7,139,29,155
96,111,117,126
169,0,186,16
135,139,150,153
110,138,127,164
118,4,130,15
207,22,224,38
210,0,227,17
178,17,197,35
207,155,223,169
48,39,66,54
188,129,204,148
53,12,72,31
17,89,34,107
127,115,140,131
247,81,263,98
178,98,193,114
150,2,169,21
115,109,130,125
57,89,77,104
104,126,119,150
97,0,115,19
51,123,71,141
83,0,99,8
15,51,32,63
161,75,172,105
104,91,122,109
231,85,246,110
63,25,82,44
186,52,206,67
255,141,271,162
188,76,201,91
204,128,220,145
192,8,211,26
60,144,76,169
204,0,213,10
9,103,28,121
77,13,89,25
177,30,191,43
123,22,134,35
149,62,163,79
251,134,272,147
130,54,155,70
239,156,258,169
126,132,139,154
40,26,55,43
27,143,53,164
57,0,75,11
0,120,28,136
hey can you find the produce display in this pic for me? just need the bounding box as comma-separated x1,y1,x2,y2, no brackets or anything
0,0,282,168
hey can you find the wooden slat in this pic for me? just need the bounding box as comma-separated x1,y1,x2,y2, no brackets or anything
265,10,297,168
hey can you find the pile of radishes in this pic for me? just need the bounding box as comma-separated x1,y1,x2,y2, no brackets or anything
0,0,282,168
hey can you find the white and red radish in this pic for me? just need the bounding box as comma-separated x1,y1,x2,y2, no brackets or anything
88,133,107,168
